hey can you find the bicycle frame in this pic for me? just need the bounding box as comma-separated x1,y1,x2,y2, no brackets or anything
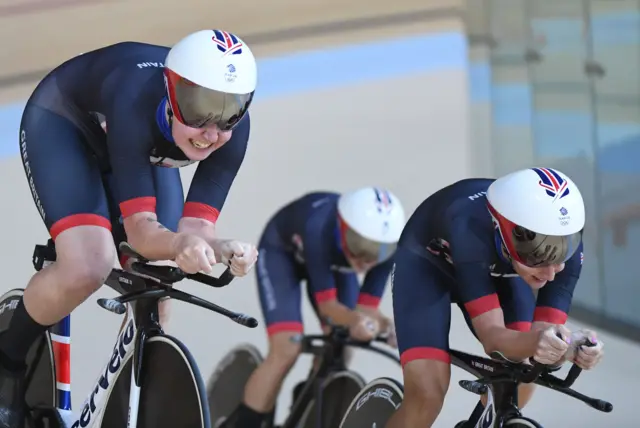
42,266,158,427
52,305,139,428
280,335,347,428
450,348,613,428
30,240,250,428
281,328,400,428
35,254,166,428
451,350,519,427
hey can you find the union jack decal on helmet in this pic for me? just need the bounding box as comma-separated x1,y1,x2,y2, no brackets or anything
211,30,243,55
531,167,570,200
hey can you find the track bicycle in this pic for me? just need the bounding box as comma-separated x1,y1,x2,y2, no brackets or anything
339,343,614,427
207,325,401,428
0,239,258,428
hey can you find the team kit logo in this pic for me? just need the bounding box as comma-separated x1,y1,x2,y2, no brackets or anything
211,30,241,83
531,167,570,201
373,188,393,236
531,167,572,226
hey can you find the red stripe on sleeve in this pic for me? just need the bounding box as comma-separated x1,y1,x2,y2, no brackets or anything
119,197,156,218
357,292,381,308
506,321,532,332
314,289,337,303
464,294,501,319
182,202,220,224
534,307,568,324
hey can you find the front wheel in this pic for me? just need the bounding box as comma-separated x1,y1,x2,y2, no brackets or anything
504,417,544,428
206,343,263,427
297,370,366,428
102,334,210,427
338,377,403,428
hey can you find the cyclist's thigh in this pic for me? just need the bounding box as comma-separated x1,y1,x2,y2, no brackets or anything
392,247,453,367
19,104,111,244
256,225,305,336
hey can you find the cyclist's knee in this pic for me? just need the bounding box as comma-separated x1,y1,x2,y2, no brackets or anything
401,359,450,422
54,226,116,292
265,331,301,371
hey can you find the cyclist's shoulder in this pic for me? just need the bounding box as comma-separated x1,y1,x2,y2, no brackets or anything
405,179,493,237
286,192,338,236
53,41,168,82
439,178,494,213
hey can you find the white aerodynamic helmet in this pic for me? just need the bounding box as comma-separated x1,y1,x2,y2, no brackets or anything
486,167,585,267
164,29,257,130
337,187,406,263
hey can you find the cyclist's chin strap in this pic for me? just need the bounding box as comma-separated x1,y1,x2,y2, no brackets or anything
155,97,175,143
493,230,512,264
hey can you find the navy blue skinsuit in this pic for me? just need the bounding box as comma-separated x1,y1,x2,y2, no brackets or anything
256,192,393,335
19,42,250,253
392,178,583,366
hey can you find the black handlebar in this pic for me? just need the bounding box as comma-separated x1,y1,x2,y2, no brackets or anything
295,325,401,365
120,241,235,287
522,336,594,387
32,240,258,329
127,261,235,288
464,338,613,414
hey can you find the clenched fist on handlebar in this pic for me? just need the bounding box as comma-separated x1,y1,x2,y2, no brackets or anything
172,234,258,276
215,239,259,277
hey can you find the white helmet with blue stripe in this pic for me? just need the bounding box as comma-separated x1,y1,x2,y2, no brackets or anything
337,187,406,263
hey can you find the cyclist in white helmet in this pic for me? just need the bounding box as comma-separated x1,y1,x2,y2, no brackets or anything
221,188,405,427
376,168,605,428
0,30,259,428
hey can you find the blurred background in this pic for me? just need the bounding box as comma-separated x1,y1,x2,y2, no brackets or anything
0,0,638,426
467,0,640,338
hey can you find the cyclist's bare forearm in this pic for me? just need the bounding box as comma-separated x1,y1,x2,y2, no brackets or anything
473,310,538,361
178,217,237,263
124,212,179,261
179,217,216,240
318,300,358,326
482,327,538,362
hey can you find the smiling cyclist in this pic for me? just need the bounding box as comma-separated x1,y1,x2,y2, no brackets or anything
222,188,405,427
386,168,605,427
0,29,259,428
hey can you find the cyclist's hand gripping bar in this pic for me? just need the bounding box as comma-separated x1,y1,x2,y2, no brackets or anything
96,243,258,328
119,242,235,287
